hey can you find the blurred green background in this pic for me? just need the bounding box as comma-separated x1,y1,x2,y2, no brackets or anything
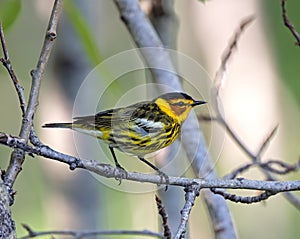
0,0,300,238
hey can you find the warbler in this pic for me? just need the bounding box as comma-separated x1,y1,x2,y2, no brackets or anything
43,92,206,185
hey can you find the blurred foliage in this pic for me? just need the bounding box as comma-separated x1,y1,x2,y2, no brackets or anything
262,0,300,107
63,0,128,101
64,0,102,66
0,0,21,30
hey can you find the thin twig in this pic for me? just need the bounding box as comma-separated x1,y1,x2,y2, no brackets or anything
260,159,300,175
0,22,42,188
0,23,9,59
212,158,300,203
214,15,255,97
0,22,46,150
224,163,254,180
155,195,171,239
4,0,63,189
20,224,164,239
0,23,27,115
281,0,300,46
211,188,275,204
224,158,300,180
256,125,278,160
212,16,256,160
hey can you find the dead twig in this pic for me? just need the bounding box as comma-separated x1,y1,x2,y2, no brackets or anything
0,23,26,116
256,125,279,161
260,159,300,175
155,195,171,239
214,15,255,98
281,0,300,46
211,188,276,204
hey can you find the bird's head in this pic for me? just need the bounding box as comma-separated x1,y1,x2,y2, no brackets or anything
154,92,206,123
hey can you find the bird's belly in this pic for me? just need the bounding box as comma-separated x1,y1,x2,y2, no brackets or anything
108,125,180,156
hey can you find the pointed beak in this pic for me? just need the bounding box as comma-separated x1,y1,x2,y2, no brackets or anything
192,100,207,107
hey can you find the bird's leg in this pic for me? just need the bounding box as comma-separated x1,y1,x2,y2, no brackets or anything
109,146,127,183
109,146,124,169
138,156,169,191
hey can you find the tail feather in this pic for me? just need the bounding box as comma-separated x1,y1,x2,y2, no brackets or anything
42,123,72,129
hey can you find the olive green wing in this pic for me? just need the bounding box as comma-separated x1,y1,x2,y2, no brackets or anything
73,102,148,127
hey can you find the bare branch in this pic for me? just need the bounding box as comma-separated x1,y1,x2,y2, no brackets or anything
214,15,255,98
225,158,300,180
256,125,278,159
224,163,255,180
1,132,300,195
174,185,200,239
260,159,300,175
20,224,163,239
0,23,27,116
155,195,171,239
0,23,9,59
281,0,300,46
4,0,63,189
211,188,275,204
212,16,257,160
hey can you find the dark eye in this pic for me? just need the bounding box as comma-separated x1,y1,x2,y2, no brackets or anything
176,101,185,106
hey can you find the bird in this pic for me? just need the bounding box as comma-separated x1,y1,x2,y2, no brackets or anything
43,92,206,187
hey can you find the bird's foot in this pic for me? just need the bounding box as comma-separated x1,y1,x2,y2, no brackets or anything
114,165,128,185
157,170,169,191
